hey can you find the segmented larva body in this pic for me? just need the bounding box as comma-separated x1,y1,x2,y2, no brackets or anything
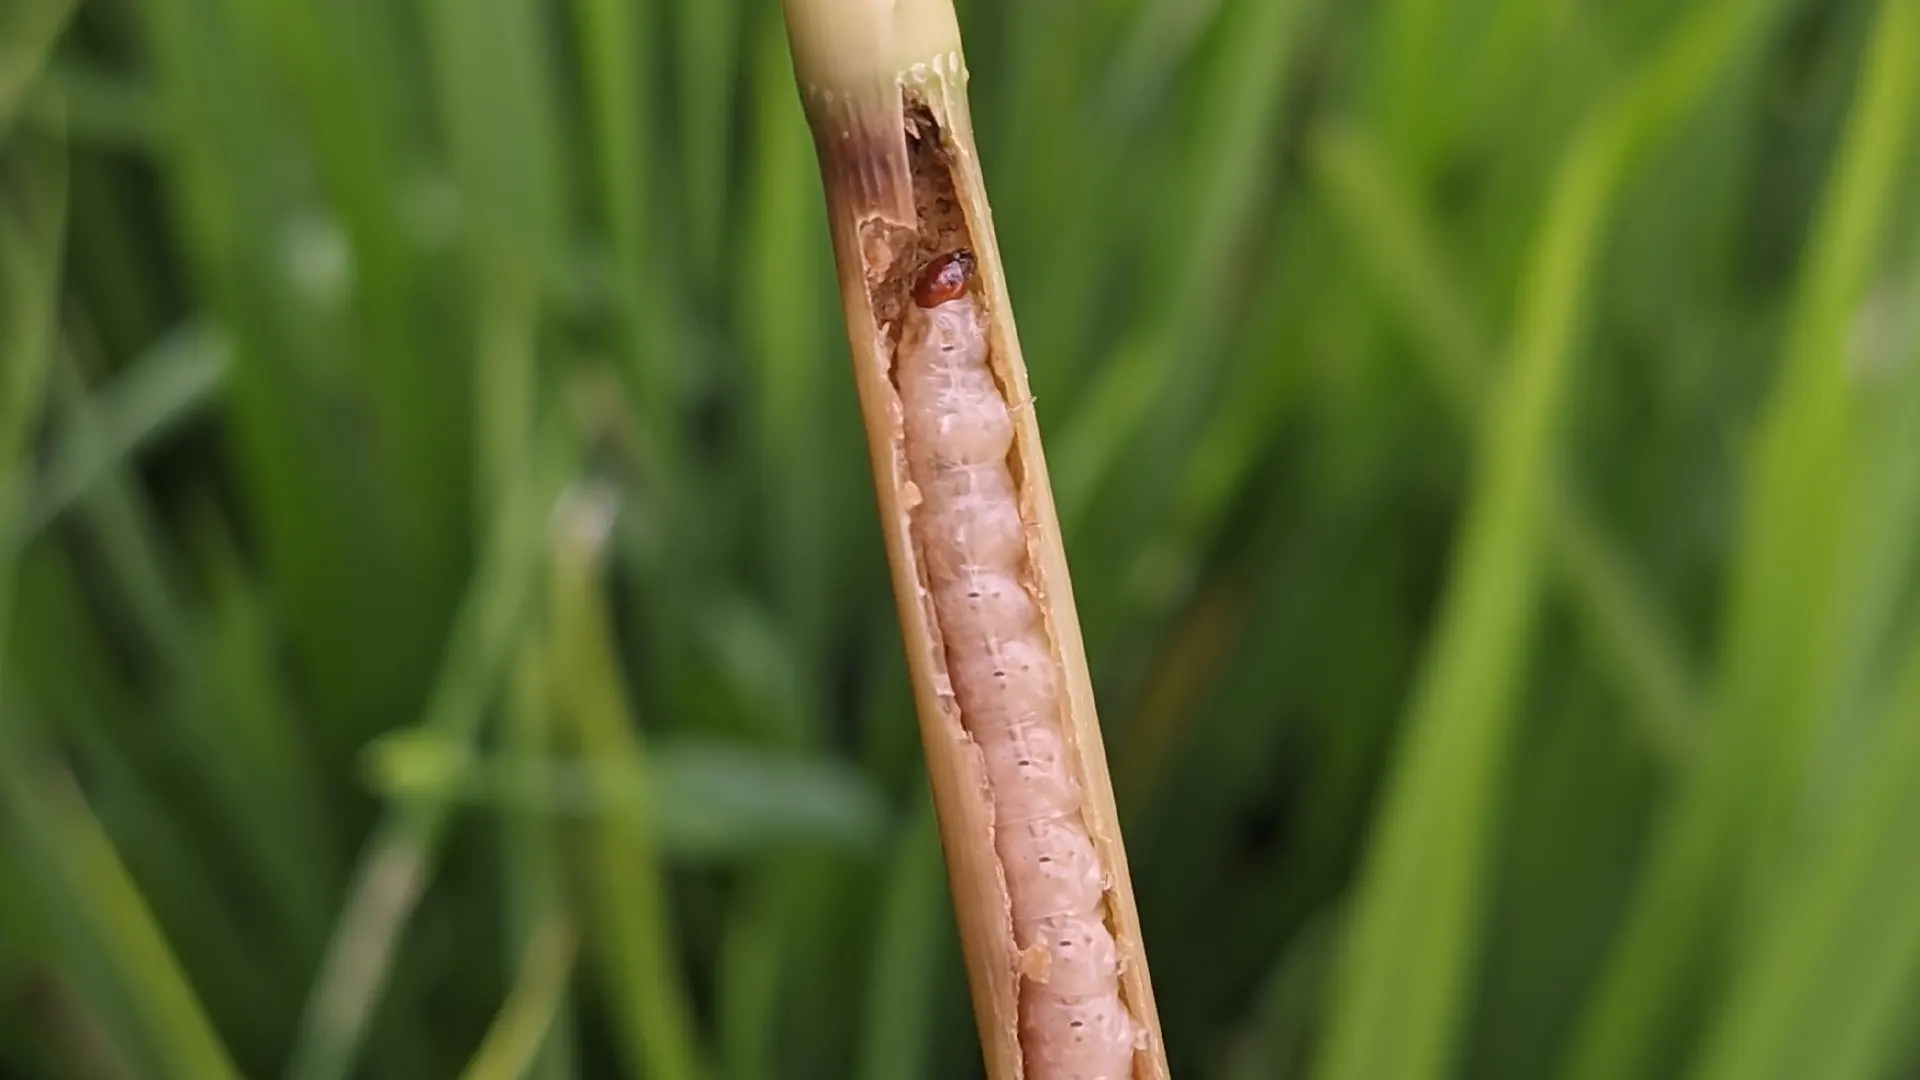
898,251,1135,1080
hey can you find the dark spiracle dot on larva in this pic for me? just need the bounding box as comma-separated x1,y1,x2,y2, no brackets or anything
913,249,976,308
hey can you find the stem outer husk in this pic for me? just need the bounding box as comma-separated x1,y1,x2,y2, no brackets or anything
780,4,1168,1077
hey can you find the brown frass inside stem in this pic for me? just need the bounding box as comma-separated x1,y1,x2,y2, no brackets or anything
858,99,972,331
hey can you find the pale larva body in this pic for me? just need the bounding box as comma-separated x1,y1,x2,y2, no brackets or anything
897,252,1134,1080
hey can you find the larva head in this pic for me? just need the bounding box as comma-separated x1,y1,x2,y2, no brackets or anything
913,249,976,308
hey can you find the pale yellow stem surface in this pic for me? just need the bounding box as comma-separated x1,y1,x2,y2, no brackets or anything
778,2,1169,1078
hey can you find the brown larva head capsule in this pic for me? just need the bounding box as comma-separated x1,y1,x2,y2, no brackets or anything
913,249,976,308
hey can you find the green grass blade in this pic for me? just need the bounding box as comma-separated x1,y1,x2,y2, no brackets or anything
137,0,456,745
1303,122,1493,416
1310,121,1701,765
0,750,247,1080
1056,0,1312,519
1315,2,1773,1075
285,424,575,1080
857,803,949,1080
549,488,708,1080
229,0,469,561
1686,619,1920,1078
0,0,75,136
574,0,678,411
21,63,159,149
1544,491,1699,764
1313,119,1615,1080
420,0,568,271
0,121,64,481
458,918,579,1080
714,862,793,1080
1559,2,1917,1077
12,320,226,544
668,0,739,295
742,9,847,660
1219,914,1336,1080
500,652,579,1080
364,731,885,860
37,339,346,967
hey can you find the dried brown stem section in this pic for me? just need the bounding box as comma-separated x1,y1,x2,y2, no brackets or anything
789,38,1168,1077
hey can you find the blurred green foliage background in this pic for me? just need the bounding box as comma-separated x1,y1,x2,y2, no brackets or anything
3,0,1920,1077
